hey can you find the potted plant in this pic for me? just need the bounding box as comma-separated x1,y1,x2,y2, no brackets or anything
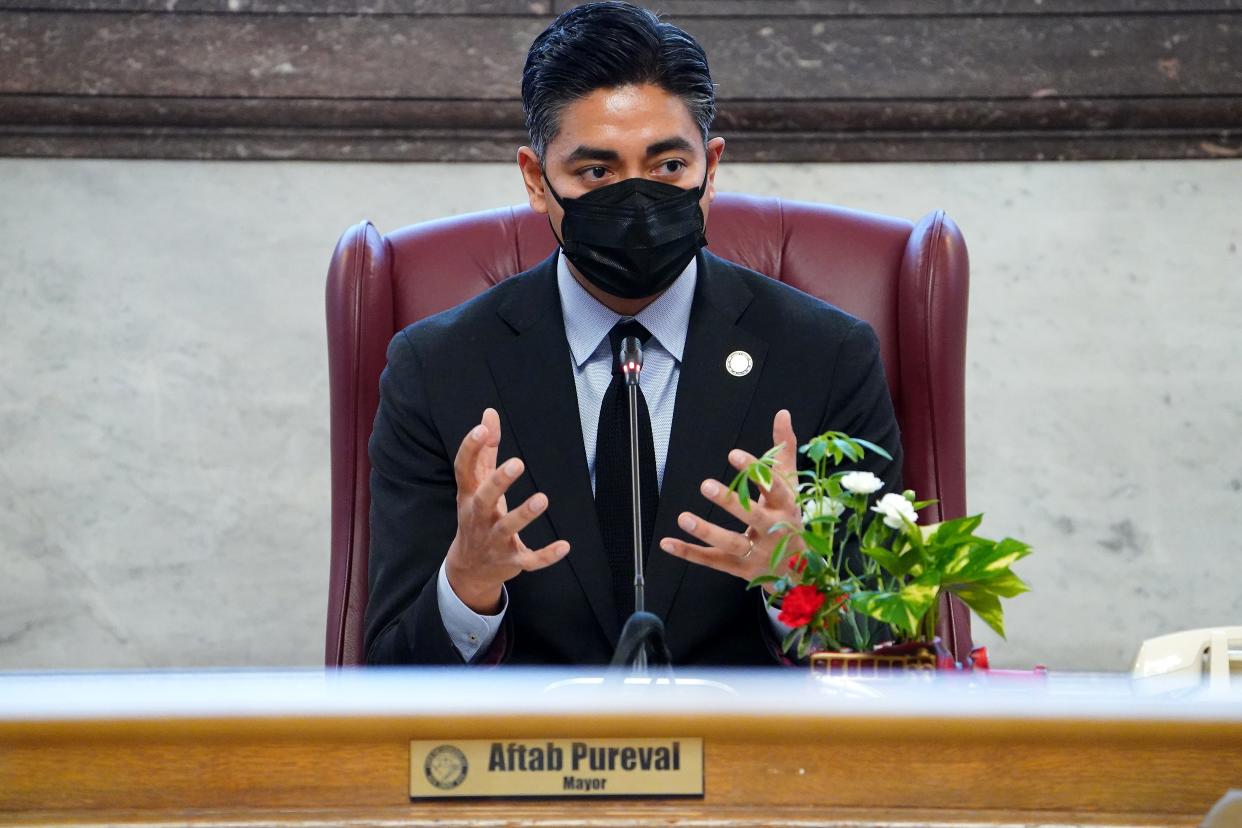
729,431,1031,673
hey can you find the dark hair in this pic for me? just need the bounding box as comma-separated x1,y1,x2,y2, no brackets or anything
521,2,716,159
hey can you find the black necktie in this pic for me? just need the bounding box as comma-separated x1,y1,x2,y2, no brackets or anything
594,319,659,622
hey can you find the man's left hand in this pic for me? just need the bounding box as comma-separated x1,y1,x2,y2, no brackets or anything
658,409,804,591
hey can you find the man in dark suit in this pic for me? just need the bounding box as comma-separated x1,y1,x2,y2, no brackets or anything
364,2,902,666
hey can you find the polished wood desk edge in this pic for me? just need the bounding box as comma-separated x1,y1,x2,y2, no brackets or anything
0,804,1204,828
3,711,1242,745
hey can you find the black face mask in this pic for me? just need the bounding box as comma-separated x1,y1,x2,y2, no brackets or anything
545,174,708,300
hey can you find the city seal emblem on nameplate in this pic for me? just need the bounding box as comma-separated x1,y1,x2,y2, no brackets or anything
423,744,470,790
409,738,704,798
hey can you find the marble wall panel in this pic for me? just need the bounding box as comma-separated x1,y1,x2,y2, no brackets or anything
0,157,1239,671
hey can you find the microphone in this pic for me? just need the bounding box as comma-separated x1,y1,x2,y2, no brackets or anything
612,334,670,677
619,336,645,623
620,336,643,387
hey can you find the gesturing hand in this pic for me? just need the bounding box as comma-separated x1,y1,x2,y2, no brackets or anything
444,407,570,614
658,409,804,591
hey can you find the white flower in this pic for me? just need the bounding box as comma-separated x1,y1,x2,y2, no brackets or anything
840,471,884,495
802,496,845,523
871,492,918,530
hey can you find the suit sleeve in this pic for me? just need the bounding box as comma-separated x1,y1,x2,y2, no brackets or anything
821,318,904,490
364,330,508,665
818,317,904,648
756,316,905,664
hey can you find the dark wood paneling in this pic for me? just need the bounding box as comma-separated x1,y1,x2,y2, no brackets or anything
0,2,1239,162
0,13,545,98
612,0,1242,15
4,0,1236,12
696,15,1242,99
4,127,1235,162
12,94,1238,132
3,11,1238,99
0,1,551,13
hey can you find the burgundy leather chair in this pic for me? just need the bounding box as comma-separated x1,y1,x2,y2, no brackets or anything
325,193,971,667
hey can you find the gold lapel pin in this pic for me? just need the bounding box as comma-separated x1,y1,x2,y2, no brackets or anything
725,350,753,377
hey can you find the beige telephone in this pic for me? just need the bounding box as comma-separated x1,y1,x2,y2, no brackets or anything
1132,626,1242,692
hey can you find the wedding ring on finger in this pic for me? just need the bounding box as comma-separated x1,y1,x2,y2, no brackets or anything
739,536,755,560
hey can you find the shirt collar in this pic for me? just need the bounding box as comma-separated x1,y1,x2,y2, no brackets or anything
557,252,696,368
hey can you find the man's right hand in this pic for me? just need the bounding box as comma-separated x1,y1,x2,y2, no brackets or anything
444,407,571,614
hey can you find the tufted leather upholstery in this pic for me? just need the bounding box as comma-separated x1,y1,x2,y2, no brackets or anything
325,192,971,667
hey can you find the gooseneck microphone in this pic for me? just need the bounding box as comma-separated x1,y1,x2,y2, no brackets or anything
619,336,645,618
608,335,673,677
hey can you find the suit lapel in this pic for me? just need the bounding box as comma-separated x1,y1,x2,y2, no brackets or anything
487,256,621,645
646,251,770,622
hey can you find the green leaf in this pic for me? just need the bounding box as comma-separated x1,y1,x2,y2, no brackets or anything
973,569,1030,599
853,437,893,461
952,585,1006,639
850,575,938,641
805,439,828,463
862,515,892,549
929,514,983,544
781,627,802,654
802,546,828,578
833,438,862,462
802,531,833,557
941,537,1032,585
725,448,780,509
899,573,941,618
896,545,924,578
736,478,752,510
903,515,926,558
850,590,919,640
747,574,781,589
767,535,791,573
859,544,909,577
804,515,840,531
993,536,1034,563
939,541,978,576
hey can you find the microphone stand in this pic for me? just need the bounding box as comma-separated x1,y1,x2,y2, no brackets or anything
623,341,647,673
608,336,673,678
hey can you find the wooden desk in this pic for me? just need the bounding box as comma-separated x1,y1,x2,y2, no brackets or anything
1,669,1239,827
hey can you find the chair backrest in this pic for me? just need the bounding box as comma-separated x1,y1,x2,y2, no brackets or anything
325,192,971,666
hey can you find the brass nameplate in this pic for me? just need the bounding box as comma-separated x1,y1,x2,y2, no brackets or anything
409,738,703,798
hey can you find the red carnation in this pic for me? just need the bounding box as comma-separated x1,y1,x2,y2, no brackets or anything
778,584,825,628
786,554,808,574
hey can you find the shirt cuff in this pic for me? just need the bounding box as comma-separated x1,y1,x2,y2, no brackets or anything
436,559,507,662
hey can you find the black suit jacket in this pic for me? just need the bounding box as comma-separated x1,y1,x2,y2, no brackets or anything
364,249,902,666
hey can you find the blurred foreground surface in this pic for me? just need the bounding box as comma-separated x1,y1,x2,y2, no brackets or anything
1,667,1239,827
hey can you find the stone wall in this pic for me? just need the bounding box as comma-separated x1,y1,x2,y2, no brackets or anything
2,156,1238,671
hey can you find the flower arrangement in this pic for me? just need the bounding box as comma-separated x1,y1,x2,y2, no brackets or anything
729,431,1032,661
